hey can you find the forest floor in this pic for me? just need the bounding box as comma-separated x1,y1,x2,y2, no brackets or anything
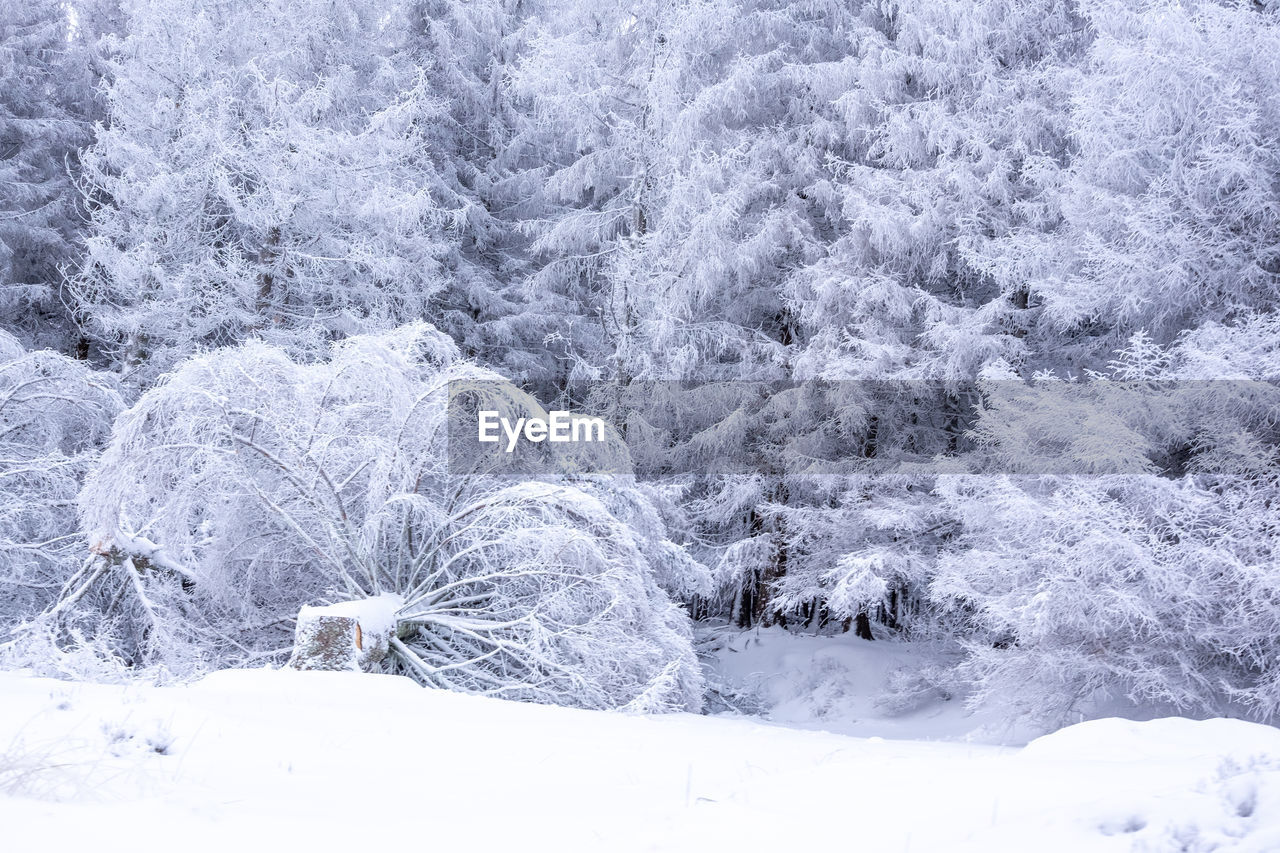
3,639,1280,851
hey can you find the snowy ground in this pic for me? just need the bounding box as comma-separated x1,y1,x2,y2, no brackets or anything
4,659,1280,852
703,625,1024,741
703,626,1244,743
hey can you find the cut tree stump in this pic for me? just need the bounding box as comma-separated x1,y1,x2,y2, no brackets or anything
287,595,401,673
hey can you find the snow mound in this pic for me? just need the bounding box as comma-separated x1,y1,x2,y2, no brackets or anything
1024,717,1280,764
1016,717,1280,851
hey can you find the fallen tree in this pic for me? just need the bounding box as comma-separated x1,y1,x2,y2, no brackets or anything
48,324,704,711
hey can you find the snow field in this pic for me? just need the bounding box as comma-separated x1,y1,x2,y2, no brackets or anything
4,669,1280,852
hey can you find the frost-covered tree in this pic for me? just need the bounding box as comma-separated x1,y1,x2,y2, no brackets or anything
514,0,873,624
779,0,1087,384
745,0,1261,639
399,0,574,378
929,322,1280,723
0,0,105,349
70,0,470,377
515,0,869,381
53,323,703,710
511,0,686,381
932,469,1280,723
0,331,121,645
978,0,1280,362
513,0,1098,629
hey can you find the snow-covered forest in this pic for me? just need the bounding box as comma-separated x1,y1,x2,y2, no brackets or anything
3,0,1280,846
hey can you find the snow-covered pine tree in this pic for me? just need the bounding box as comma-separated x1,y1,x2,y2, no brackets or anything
514,0,871,624
0,0,106,350
976,0,1280,365
403,0,573,379
673,0,1085,629
912,1,1280,721
70,0,469,379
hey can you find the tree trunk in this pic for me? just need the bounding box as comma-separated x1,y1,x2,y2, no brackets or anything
253,225,282,326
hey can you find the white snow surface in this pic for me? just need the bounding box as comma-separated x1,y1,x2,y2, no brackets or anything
3,667,1280,852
